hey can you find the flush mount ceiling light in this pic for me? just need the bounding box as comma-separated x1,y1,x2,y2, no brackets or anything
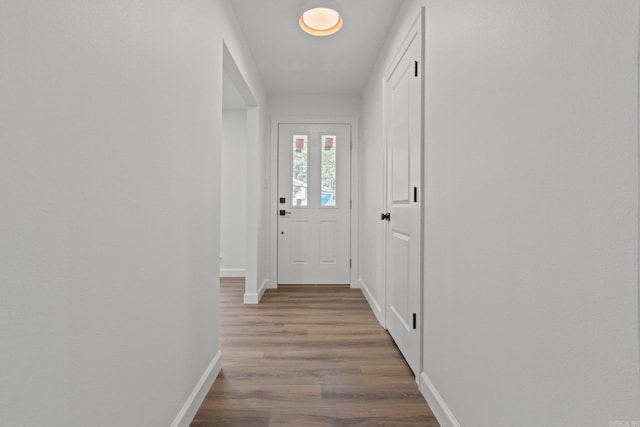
299,0,343,36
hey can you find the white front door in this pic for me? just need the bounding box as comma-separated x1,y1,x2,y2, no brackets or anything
277,123,351,285
384,25,422,376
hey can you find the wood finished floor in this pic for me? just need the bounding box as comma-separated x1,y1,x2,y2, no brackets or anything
191,278,439,427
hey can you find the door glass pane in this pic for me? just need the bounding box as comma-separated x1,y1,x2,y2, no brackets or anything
292,135,308,206
321,135,336,206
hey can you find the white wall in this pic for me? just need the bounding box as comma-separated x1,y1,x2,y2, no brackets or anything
269,93,361,117
244,106,270,302
361,1,640,426
0,1,266,426
221,110,248,276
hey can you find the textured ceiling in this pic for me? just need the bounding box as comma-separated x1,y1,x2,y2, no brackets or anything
230,0,404,95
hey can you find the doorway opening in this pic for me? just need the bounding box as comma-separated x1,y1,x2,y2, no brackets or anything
220,42,260,304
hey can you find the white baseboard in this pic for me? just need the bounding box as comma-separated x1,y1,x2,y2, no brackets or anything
358,278,385,328
244,278,269,304
220,268,246,277
170,350,222,427
420,371,461,427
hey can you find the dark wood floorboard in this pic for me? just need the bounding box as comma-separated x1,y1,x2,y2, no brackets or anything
191,279,439,427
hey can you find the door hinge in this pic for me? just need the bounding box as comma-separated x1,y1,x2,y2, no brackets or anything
412,313,417,329
350,139,353,150
414,61,418,77
349,259,352,268
414,187,418,203
350,200,352,209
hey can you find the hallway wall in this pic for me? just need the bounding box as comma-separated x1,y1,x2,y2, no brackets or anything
0,1,266,426
268,93,361,118
221,110,248,276
361,1,640,426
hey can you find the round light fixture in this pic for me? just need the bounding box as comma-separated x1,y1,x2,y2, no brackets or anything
299,1,343,36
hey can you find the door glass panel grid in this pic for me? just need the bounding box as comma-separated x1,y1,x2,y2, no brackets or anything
292,134,308,207
320,134,337,207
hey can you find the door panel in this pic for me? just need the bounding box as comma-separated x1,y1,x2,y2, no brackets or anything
392,72,411,202
319,221,337,263
278,124,351,284
385,30,422,376
292,221,309,263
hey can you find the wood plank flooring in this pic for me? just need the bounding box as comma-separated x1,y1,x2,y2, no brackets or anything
191,279,439,427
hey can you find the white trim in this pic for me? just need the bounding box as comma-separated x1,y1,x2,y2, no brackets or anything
269,118,279,287
220,268,246,278
359,278,385,328
170,350,222,427
350,119,360,289
269,116,360,289
420,371,461,427
419,4,427,401
244,278,269,304
637,2,640,382
244,107,262,301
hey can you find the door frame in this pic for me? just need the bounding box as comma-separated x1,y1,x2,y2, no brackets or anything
221,42,264,305
269,116,360,288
